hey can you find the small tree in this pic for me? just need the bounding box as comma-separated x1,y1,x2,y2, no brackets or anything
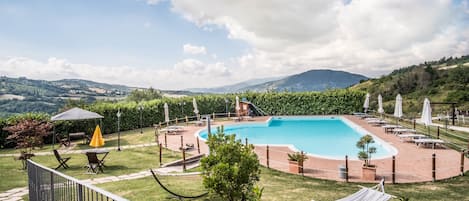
356,134,377,167
201,126,261,201
4,119,52,154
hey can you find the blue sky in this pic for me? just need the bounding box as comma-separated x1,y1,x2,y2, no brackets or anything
0,0,247,68
0,0,468,89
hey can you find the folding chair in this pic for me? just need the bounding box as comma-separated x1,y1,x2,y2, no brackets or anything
86,152,104,173
56,135,70,147
53,150,71,170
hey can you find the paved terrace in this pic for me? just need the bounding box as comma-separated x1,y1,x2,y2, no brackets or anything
159,115,469,183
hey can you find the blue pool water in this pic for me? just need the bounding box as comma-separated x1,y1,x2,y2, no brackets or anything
198,117,396,159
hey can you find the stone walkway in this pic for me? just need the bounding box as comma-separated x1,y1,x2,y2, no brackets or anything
0,162,200,201
0,143,159,157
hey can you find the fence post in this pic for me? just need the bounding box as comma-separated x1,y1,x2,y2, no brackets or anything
345,155,349,182
164,133,167,148
245,138,248,147
300,151,304,176
175,118,178,124
461,150,465,176
413,119,416,130
185,116,188,125
432,153,436,182
182,149,186,171
180,136,184,149
213,112,216,120
197,137,200,154
50,172,54,200
392,155,396,184
266,145,270,168
228,112,231,118
159,143,162,166
437,126,440,139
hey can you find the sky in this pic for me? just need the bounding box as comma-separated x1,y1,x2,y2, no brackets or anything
0,0,468,90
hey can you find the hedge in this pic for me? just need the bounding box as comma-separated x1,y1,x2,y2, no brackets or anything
0,90,365,148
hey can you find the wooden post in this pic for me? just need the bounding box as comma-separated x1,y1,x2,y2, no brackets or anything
461,150,465,176
432,153,436,182
266,145,270,168
300,151,304,176
182,149,186,171
164,133,167,148
180,135,184,149
175,118,178,124
159,122,162,128
392,156,396,184
166,122,169,127
159,143,162,166
212,112,216,120
437,126,440,139
185,116,188,125
228,112,230,118
413,119,416,130
245,138,248,147
197,137,200,154
345,155,349,182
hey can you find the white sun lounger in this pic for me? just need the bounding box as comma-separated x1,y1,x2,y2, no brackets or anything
398,134,426,142
367,120,387,125
414,138,445,149
336,179,393,201
393,128,416,135
160,127,184,134
381,125,402,133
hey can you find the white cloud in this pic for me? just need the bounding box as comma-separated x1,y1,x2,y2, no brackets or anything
183,44,207,55
146,0,164,5
0,56,233,90
171,0,469,78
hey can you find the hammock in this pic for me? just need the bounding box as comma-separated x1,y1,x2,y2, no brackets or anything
150,169,209,200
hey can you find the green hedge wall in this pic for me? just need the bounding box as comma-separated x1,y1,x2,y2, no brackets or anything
0,90,365,147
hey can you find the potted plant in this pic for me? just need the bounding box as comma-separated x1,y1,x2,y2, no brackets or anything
356,134,377,180
287,152,308,174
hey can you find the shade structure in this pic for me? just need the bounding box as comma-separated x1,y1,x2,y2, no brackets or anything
363,93,370,113
235,96,241,116
377,94,384,114
89,125,105,148
164,103,169,122
192,98,199,115
51,107,103,121
393,94,403,118
421,98,432,126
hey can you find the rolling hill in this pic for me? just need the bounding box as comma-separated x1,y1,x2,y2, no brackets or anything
350,55,469,116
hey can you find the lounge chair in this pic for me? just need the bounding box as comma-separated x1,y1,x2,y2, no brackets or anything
336,179,394,201
86,152,104,173
53,150,71,170
398,134,426,142
414,138,445,149
160,127,184,134
367,119,387,126
179,143,194,151
393,128,416,135
381,124,402,133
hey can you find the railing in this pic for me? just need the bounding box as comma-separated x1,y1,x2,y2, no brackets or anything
27,160,128,201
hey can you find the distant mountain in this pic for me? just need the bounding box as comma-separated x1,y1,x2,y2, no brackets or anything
240,69,368,92
187,76,284,93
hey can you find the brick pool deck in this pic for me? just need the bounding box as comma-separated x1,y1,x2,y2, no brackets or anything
158,115,469,183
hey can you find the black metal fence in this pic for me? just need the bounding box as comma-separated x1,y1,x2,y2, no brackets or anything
27,160,128,201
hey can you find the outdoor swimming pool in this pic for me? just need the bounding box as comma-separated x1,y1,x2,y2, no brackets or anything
197,116,397,159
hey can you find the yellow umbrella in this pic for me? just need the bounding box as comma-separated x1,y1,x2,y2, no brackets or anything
89,125,105,148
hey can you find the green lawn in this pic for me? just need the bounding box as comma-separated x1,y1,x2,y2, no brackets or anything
98,167,469,201
0,146,181,192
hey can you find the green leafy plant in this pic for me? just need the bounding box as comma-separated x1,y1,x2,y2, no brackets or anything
201,126,261,201
356,134,377,167
287,152,308,163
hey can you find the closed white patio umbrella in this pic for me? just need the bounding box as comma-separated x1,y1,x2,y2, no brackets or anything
378,94,384,119
421,98,432,126
393,94,403,124
363,93,370,113
235,96,241,117
378,94,384,114
192,98,199,116
164,103,169,123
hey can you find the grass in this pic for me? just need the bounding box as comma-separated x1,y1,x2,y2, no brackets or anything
0,146,181,192
98,167,469,201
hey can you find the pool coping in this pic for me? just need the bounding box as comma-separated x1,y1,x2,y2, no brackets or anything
194,115,398,160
